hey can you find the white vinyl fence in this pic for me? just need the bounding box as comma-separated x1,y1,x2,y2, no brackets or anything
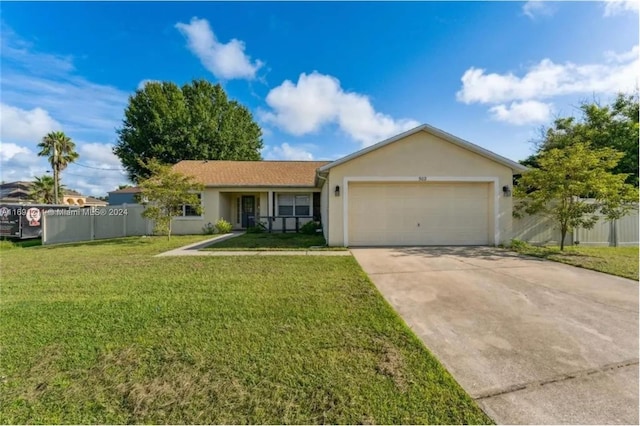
512,202,639,247
43,204,153,245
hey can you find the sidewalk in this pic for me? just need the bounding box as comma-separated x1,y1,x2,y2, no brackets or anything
155,232,352,257
155,232,243,256
179,250,352,256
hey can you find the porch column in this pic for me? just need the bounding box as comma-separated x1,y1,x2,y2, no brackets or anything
268,191,274,217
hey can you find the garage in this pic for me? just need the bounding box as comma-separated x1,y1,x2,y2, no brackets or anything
348,181,491,246
317,124,527,247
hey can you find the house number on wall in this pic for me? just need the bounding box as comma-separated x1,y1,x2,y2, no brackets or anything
418,176,428,181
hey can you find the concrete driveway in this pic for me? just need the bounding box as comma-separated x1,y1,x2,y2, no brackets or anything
351,247,639,425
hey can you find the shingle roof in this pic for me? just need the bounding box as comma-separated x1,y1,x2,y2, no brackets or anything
173,160,330,187
0,181,32,190
108,186,141,194
0,188,30,199
0,181,93,199
85,196,108,204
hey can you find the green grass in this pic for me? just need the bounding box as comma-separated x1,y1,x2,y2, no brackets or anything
0,238,42,249
204,232,347,251
0,236,490,424
511,242,639,280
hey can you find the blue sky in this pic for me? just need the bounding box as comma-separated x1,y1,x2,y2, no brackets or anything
1,1,638,196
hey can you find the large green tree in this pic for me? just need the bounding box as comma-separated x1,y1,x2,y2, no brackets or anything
138,159,205,239
522,92,639,186
29,175,64,204
114,79,263,182
515,143,638,250
37,131,79,204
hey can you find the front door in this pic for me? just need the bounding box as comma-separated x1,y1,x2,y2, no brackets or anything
241,196,256,228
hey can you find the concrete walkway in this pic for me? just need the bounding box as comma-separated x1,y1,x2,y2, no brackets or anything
155,232,351,256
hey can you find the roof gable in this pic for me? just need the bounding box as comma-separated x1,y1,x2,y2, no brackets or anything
173,160,330,187
318,124,527,173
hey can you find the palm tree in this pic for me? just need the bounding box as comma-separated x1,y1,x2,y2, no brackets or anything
37,131,79,204
29,175,64,204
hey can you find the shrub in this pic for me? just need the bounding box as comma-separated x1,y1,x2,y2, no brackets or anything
202,222,216,235
300,220,321,235
0,240,18,250
215,218,233,234
509,239,528,250
246,224,265,233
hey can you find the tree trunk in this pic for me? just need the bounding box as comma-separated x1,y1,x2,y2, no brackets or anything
560,224,567,251
53,164,59,205
167,219,172,240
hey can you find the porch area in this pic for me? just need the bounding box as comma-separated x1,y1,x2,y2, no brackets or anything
218,190,320,232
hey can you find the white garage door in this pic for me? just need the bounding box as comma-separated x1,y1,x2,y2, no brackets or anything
348,182,491,246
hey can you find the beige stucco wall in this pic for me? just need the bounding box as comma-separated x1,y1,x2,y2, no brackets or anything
172,189,217,235
219,193,233,224
259,193,268,217
320,180,329,241
325,130,514,246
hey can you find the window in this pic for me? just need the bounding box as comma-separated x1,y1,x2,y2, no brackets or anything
182,194,202,217
294,195,310,216
277,193,310,216
278,194,294,216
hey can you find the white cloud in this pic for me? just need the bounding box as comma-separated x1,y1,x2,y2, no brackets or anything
78,143,124,169
523,1,555,19
61,142,128,195
0,142,33,162
0,103,62,143
456,45,638,125
605,45,639,63
2,74,128,139
175,17,263,80
0,140,127,195
1,27,131,194
603,0,640,17
70,175,125,197
489,101,553,125
336,92,420,147
457,45,638,105
261,73,338,135
2,25,128,141
0,142,48,183
263,143,314,161
262,72,420,147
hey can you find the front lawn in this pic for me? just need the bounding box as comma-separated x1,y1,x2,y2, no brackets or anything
0,236,489,424
511,242,639,280
204,232,346,250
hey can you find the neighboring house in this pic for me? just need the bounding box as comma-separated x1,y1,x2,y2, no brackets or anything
84,197,108,207
172,124,527,246
107,187,142,205
0,181,32,202
63,189,108,207
0,181,107,207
